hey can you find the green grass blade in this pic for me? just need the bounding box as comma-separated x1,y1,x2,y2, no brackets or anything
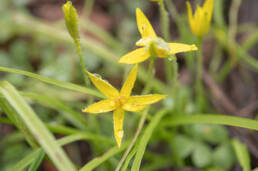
0,97,38,148
21,92,87,130
121,147,137,171
232,139,251,171
163,114,258,130
131,109,168,171
80,141,129,171
0,66,103,98
11,133,104,171
10,149,42,171
0,81,76,171
28,149,45,171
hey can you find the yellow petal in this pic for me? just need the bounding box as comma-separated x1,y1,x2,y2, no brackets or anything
203,0,213,22
86,71,119,99
118,48,150,64
136,8,157,39
82,99,117,113
126,94,167,106
120,65,138,98
168,43,197,54
123,103,146,112
113,107,125,148
186,2,195,34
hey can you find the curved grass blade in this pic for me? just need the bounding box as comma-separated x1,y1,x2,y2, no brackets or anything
121,146,137,171
232,139,251,171
80,141,129,171
163,114,258,131
0,97,38,148
0,66,103,98
0,81,76,171
11,133,105,171
131,109,168,171
22,92,87,130
28,149,45,171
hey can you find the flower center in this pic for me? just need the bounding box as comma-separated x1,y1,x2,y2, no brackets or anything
136,37,170,57
114,96,128,107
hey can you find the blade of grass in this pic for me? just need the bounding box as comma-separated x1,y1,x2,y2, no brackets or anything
121,146,137,171
21,92,87,130
0,97,38,148
28,149,45,171
163,114,258,131
131,109,168,171
10,149,42,171
0,116,13,124
11,133,107,171
0,66,103,98
0,117,112,144
0,81,76,171
80,141,129,171
232,139,251,171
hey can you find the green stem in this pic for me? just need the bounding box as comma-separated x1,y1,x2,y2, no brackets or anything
171,56,178,90
158,0,174,86
74,38,90,86
196,37,204,112
158,0,170,41
142,55,155,94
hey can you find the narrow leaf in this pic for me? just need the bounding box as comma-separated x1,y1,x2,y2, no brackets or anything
28,149,45,171
0,97,38,148
131,109,168,171
232,139,251,171
80,141,129,171
0,66,103,98
0,81,76,171
163,114,258,131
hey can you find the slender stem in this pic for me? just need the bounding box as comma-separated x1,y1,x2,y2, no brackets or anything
158,0,170,41
171,56,178,90
195,37,204,112
158,0,173,85
142,55,155,94
74,38,90,86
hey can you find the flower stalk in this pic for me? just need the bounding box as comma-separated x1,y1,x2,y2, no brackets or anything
196,37,204,111
63,1,90,86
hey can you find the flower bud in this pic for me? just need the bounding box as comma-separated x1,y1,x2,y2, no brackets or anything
186,0,213,38
62,1,79,40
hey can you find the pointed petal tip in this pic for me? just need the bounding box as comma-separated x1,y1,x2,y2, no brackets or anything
136,8,141,13
191,44,198,50
117,142,121,148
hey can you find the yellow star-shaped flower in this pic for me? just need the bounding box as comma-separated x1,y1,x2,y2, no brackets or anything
186,0,213,37
119,8,198,64
82,65,167,147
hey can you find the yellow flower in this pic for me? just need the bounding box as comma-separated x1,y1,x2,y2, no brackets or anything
119,8,197,64
82,65,167,147
186,0,213,38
